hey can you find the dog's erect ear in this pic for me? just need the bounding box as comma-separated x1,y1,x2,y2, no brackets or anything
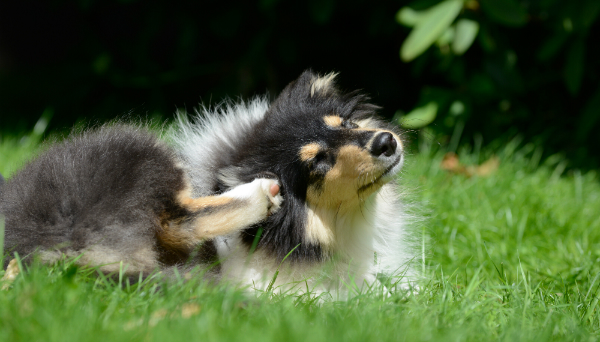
279,70,339,100
309,71,338,98
268,69,378,122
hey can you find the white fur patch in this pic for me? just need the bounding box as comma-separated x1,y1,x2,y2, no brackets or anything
215,185,418,299
171,98,270,197
305,206,335,247
217,166,244,188
171,91,419,298
224,178,283,215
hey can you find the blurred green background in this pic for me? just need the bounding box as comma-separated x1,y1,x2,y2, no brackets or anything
0,0,598,169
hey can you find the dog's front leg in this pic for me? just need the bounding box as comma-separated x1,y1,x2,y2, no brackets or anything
159,178,282,251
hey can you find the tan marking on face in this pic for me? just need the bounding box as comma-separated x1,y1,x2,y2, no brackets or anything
306,145,384,209
323,115,342,127
310,72,338,97
303,142,397,246
299,143,321,161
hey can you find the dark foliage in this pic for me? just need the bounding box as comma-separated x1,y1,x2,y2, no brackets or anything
0,0,598,168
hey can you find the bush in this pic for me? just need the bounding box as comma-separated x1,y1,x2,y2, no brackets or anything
0,0,598,168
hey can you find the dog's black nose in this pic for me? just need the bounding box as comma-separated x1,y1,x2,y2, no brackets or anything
370,132,397,157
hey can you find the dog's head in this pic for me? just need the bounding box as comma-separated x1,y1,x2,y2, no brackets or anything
219,70,404,260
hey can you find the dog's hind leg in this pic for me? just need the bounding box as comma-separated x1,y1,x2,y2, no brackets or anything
158,178,282,252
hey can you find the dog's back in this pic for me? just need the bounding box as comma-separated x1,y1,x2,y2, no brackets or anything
1,70,418,296
0,125,186,270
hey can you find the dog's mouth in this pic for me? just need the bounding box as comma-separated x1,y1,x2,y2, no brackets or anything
357,155,403,193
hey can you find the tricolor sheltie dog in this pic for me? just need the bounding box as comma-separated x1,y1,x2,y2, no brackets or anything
0,70,417,298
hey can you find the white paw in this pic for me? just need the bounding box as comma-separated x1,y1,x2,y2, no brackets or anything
223,178,283,216
256,178,283,215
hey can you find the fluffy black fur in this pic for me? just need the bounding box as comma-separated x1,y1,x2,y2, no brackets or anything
1,71,413,294
207,70,390,263
0,126,188,268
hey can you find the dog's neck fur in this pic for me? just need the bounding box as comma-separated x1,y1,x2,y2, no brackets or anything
305,193,378,265
173,96,417,296
216,199,380,297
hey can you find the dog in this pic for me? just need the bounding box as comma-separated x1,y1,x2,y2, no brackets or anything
1,70,417,297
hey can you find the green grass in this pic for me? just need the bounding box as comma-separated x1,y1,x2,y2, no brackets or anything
1,132,600,341
0,115,52,178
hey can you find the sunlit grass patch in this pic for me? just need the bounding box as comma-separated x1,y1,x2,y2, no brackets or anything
1,131,600,341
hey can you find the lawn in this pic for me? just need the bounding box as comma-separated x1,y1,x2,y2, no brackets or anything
1,130,600,342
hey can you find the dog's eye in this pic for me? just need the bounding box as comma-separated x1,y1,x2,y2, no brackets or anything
341,120,358,129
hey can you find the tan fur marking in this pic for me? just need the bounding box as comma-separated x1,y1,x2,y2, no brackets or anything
323,115,342,127
329,145,375,180
365,134,376,151
307,145,382,209
299,143,321,161
156,190,244,252
178,182,278,241
190,211,248,239
175,178,194,203
174,194,246,241
306,140,403,210
157,219,195,252
178,193,234,210
305,206,335,248
185,196,271,240
310,72,338,97
168,178,282,252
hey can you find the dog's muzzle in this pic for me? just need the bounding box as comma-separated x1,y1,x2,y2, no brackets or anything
370,132,397,157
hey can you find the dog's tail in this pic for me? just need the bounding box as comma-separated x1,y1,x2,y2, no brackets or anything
0,172,4,194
